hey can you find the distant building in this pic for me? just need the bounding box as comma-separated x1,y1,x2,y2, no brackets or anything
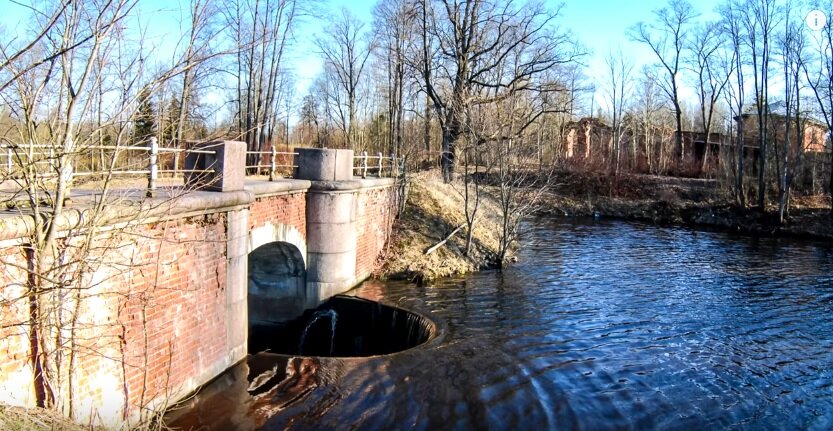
736,113,829,155
564,117,613,160
562,113,830,176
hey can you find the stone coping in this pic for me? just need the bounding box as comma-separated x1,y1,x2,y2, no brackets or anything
309,177,396,192
244,179,311,198
0,189,253,242
0,177,398,242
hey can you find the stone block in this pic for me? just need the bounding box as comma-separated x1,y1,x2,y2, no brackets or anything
306,250,356,283
295,148,354,181
226,209,249,259
185,140,246,192
307,191,355,224
226,209,249,305
307,221,356,254
225,298,247,358
305,280,358,307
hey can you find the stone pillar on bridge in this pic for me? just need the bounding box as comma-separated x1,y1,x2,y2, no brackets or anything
185,140,249,363
295,147,354,182
295,148,360,306
184,140,246,192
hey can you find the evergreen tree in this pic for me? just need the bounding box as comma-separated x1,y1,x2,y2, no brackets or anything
133,88,156,144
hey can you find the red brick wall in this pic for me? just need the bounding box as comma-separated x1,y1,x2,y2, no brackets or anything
0,212,233,424
354,186,398,280
118,212,229,415
248,192,306,238
0,244,34,406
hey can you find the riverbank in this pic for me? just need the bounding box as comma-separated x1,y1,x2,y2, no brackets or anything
540,170,833,240
380,172,504,282
378,169,833,283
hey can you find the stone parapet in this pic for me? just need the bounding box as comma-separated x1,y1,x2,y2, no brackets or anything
294,148,354,181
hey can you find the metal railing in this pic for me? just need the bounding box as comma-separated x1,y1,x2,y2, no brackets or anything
242,148,403,181
352,151,402,179
2,140,404,197
1,137,216,196
244,147,298,181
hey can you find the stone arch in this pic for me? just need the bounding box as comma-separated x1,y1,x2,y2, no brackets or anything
248,239,307,326
248,222,307,263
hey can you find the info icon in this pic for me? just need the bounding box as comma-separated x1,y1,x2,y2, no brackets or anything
806,10,827,31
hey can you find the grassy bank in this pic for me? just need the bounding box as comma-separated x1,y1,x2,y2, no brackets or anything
379,171,505,282
541,170,833,240
380,169,831,286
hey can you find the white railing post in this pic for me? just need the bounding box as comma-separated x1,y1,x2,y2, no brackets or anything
269,146,277,181
361,151,368,179
147,137,158,197
377,152,383,177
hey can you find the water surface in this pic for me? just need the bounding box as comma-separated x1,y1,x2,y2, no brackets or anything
167,218,833,430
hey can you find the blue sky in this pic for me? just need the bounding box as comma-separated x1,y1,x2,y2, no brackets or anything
2,0,821,120
0,0,721,79
284,0,725,100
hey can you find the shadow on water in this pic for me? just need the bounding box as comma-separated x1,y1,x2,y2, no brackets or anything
249,295,436,357
165,296,437,430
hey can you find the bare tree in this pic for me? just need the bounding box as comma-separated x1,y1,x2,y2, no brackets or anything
629,67,667,174
312,73,337,147
417,0,583,183
316,8,373,149
0,0,226,425
741,0,780,210
170,0,218,172
775,3,807,223
225,0,299,168
298,93,321,146
631,0,698,167
721,0,748,207
459,128,487,256
489,94,555,264
688,20,734,174
803,1,833,216
602,49,634,175
373,0,418,158
0,0,133,416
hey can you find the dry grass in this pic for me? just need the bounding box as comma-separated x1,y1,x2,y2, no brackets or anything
380,171,504,282
0,405,93,431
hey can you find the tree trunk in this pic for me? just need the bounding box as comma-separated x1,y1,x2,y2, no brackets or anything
829,149,833,217
424,91,431,155
736,115,746,208
441,128,456,183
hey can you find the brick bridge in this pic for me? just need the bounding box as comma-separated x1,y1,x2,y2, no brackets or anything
0,146,400,427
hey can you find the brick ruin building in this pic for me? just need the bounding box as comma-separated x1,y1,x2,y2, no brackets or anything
562,114,830,177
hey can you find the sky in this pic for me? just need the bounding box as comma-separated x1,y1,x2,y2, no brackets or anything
0,0,722,80
0,0,824,122
285,0,727,113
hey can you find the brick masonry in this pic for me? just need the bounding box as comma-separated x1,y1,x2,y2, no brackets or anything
249,192,307,238
355,186,398,281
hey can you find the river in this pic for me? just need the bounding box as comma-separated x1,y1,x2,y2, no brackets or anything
166,218,833,430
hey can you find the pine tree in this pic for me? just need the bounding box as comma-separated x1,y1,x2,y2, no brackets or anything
133,88,156,144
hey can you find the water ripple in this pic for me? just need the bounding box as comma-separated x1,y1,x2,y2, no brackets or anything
168,218,833,430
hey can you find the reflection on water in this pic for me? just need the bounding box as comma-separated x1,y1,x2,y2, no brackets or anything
166,218,833,430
